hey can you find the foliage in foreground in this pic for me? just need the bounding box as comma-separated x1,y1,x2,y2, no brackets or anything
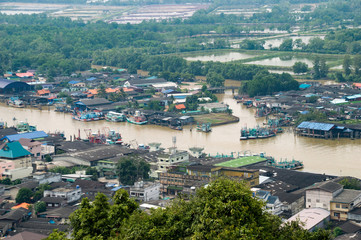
46,178,331,240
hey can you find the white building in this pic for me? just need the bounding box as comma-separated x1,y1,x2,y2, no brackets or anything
156,147,189,174
2,167,33,181
287,208,330,231
255,190,283,215
44,187,82,203
305,181,343,210
198,102,228,112
130,181,160,202
32,172,62,185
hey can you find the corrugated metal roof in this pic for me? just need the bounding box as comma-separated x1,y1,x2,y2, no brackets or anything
0,141,31,158
297,121,335,131
2,131,48,142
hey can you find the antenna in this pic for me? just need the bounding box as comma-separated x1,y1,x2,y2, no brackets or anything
172,136,176,148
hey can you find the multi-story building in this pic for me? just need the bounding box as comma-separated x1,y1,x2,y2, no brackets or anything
330,189,361,221
129,181,160,202
156,147,189,174
44,187,82,204
159,164,259,195
305,181,343,210
0,141,32,168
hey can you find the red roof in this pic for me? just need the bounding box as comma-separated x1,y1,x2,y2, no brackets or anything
12,202,31,209
175,104,186,110
37,89,50,95
88,89,98,95
16,72,34,78
353,83,361,88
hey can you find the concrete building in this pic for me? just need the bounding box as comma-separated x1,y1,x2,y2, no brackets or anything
198,102,228,112
44,186,82,204
156,147,189,174
305,181,343,210
0,160,15,179
330,189,361,221
2,167,33,180
287,208,330,232
32,172,62,185
129,181,160,202
255,190,283,215
18,138,42,160
0,141,32,168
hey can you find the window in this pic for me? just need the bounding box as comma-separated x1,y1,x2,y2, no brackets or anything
342,204,348,209
336,204,340,208
307,199,311,202
316,199,320,203
334,212,340,217
323,204,327,207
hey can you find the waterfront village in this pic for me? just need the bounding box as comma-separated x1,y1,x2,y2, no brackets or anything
2,68,361,238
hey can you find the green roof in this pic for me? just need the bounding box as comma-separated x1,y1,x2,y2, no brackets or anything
215,156,266,168
0,141,31,159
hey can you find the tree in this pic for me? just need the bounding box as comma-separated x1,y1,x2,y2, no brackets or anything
86,167,98,181
279,39,293,51
353,55,361,75
313,56,321,79
206,71,224,87
66,96,73,105
16,188,33,203
68,190,138,240
44,155,52,162
293,62,308,74
34,201,46,213
97,84,107,98
339,178,361,190
120,178,331,239
343,55,352,76
117,156,150,185
45,229,70,240
320,58,329,78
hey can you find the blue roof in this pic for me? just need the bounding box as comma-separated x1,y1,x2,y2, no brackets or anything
162,89,174,94
299,83,311,89
300,110,310,115
111,186,123,191
2,131,48,142
86,77,96,81
0,141,31,158
68,80,80,85
146,76,157,80
297,121,335,131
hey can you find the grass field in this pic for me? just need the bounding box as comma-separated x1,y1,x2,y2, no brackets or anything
193,113,239,126
215,156,266,168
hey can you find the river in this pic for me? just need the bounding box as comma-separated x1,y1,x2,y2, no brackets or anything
0,83,360,178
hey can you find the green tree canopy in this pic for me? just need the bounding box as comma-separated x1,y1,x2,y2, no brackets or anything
16,188,33,203
206,71,225,87
293,61,308,74
117,156,150,185
34,201,46,213
119,178,331,239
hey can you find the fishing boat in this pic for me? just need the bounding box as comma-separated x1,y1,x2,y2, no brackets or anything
240,126,277,140
126,111,147,125
106,111,126,122
169,125,183,130
16,121,37,133
197,123,212,133
73,110,104,122
106,130,123,145
8,97,24,108
267,157,304,170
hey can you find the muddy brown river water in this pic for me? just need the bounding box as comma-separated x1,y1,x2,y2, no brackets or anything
1,85,360,178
